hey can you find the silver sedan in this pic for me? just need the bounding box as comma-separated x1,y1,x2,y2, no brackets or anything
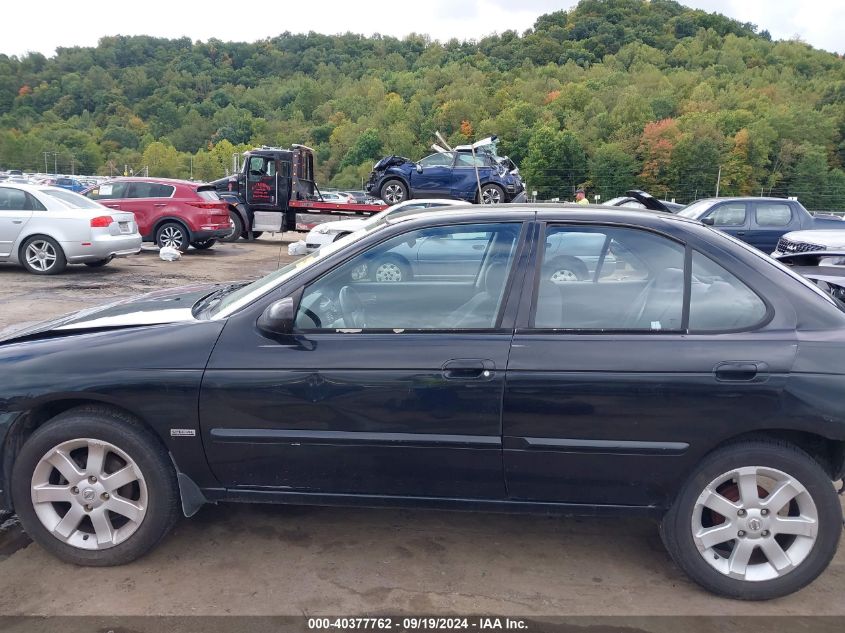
0,184,141,274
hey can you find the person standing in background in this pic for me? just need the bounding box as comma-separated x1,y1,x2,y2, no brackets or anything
575,188,590,205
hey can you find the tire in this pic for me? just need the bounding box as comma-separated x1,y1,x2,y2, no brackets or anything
246,231,263,240
20,235,67,275
379,179,408,205
11,405,179,566
660,440,842,600
155,222,190,253
84,258,111,268
371,256,411,282
478,183,505,205
545,255,589,283
190,239,217,250
220,211,243,243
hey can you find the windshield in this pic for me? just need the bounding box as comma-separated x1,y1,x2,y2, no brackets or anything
41,188,104,209
677,199,717,219
205,224,380,318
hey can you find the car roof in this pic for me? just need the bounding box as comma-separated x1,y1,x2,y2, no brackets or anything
692,197,794,203
105,177,202,186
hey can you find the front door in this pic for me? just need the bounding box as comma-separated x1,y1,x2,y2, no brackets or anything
201,220,527,498
409,152,454,198
245,155,278,208
703,201,750,243
503,223,795,506
0,188,34,257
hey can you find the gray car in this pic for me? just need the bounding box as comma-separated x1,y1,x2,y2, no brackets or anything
0,184,141,274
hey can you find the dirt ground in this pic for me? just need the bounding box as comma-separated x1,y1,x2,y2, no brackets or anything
0,235,843,618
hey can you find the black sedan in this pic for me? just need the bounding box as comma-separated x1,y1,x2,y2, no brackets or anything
1,205,843,600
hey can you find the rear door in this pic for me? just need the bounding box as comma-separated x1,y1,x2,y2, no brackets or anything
0,187,35,258
746,201,795,252
503,222,796,507
124,182,175,238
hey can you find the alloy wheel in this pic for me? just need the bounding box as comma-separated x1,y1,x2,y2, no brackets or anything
374,262,403,282
481,187,503,204
30,438,148,550
550,269,580,284
159,226,185,249
691,465,818,582
383,184,405,204
25,240,58,272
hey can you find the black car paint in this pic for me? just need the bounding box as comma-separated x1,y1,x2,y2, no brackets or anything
2,207,845,517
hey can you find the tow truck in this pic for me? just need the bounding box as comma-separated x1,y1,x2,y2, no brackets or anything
211,145,386,240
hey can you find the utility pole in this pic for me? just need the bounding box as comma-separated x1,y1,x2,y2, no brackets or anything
715,165,722,197
190,156,193,180
70,154,76,175
43,152,49,175
53,153,58,176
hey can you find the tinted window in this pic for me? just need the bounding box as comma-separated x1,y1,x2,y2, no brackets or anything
707,203,746,226
0,187,43,211
418,153,454,168
689,252,767,331
296,223,520,330
534,226,685,330
755,203,792,227
88,181,129,200
127,182,175,198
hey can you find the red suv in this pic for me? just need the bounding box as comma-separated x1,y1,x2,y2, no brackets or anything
84,178,232,251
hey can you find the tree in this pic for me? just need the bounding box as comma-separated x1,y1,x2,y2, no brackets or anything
340,129,382,169
141,141,184,178
589,143,638,198
522,126,587,200
638,119,681,195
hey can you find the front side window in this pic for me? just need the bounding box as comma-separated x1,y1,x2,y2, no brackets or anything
689,251,767,331
295,222,521,331
534,226,685,331
86,181,129,200
707,203,747,227
418,153,454,168
755,203,792,227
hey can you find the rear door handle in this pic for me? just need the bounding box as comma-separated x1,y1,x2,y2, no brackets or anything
714,361,764,381
104,203,121,209
442,359,495,380
154,203,167,207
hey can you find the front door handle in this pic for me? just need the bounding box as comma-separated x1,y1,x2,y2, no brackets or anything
442,358,495,380
104,203,121,208
735,231,747,236
154,203,167,207
714,361,762,381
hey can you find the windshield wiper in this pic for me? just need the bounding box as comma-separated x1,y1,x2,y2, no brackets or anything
193,282,248,316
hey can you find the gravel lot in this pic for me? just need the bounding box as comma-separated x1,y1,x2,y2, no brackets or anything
0,235,843,617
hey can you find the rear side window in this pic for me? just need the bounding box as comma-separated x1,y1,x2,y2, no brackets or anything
0,187,45,211
197,188,221,201
689,252,767,331
88,181,129,200
43,189,102,209
755,203,792,227
127,182,175,198
534,226,685,331
708,203,746,226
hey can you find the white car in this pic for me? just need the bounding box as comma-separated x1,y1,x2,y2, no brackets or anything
318,191,355,204
772,229,845,259
0,183,142,274
304,199,465,252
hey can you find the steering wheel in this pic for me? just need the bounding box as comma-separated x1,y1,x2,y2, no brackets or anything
338,286,367,328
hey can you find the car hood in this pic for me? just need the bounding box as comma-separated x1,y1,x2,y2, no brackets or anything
315,219,368,233
781,230,845,247
0,283,219,345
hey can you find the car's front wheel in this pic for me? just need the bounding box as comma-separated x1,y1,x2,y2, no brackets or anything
380,179,408,205
660,440,841,600
20,236,67,275
11,406,180,566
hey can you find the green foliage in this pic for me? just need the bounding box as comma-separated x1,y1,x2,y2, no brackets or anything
0,0,844,209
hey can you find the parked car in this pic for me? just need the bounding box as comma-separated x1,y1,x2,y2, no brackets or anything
677,197,844,252
317,191,355,204
54,177,86,193
0,183,141,274
365,137,524,205
1,205,844,600
304,199,464,253
605,190,683,212
84,178,232,251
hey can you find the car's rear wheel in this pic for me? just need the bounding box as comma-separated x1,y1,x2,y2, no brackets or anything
545,255,589,283
380,180,408,205
190,239,216,250
20,236,67,275
221,211,243,243
11,406,179,566
155,222,190,252
660,440,841,600
479,183,505,205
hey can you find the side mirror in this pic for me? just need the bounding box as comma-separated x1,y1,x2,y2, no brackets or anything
415,164,423,174
257,296,295,336
701,217,715,226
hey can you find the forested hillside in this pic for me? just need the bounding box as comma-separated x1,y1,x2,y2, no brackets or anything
1,0,844,207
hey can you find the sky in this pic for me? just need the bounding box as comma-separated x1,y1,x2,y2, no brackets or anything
2,0,843,58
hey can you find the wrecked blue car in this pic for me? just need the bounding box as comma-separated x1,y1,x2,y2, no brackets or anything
365,137,524,205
